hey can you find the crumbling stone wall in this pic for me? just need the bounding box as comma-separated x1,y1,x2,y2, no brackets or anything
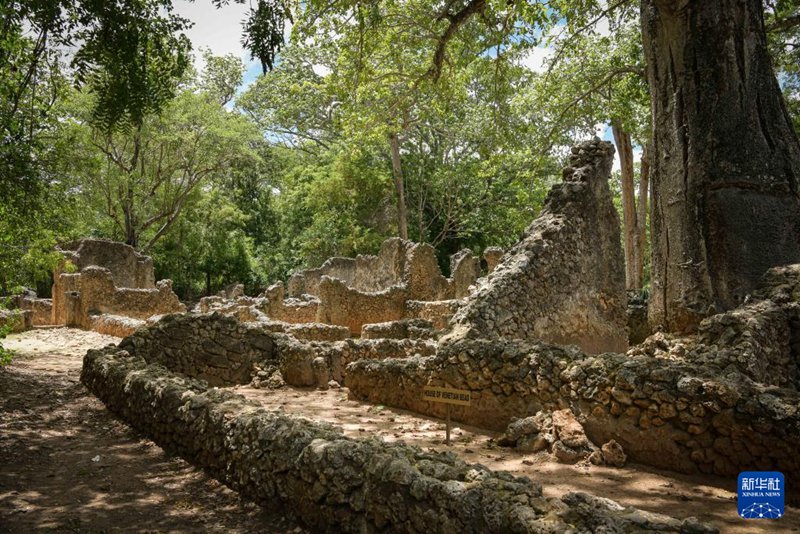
81,348,713,533
406,300,462,330
258,283,320,324
57,238,155,289
287,239,408,297
404,242,452,301
317,276,407,335
286,238,492,303
361,319,436,340
450,250,481,299
117,313,275,386
53,267,185,328
446,139,628,354
51,239,184,331
274,334,437,388
0,308,31,333
17,297,53,325
90,314,145,338
347,335,800,482
483,247,504,274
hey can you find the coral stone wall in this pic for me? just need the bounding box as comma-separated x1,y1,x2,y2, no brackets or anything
348,331,800,485
118,313,276,386
316,277,408,335
18,297,53,325
81,347,714,533
58,238,155,289
53,267,185,326
446,139,628,354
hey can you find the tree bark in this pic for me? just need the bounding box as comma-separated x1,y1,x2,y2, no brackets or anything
389,133,409,240
637,141,651,287
611,118,641,290
642,0,800,332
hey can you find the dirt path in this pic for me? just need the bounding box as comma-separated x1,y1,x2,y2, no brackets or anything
0,328,304,533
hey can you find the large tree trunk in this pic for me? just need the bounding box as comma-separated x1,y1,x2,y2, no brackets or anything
389,133,409,240
611,118,641,290
642,0,800,332
637,141,651,287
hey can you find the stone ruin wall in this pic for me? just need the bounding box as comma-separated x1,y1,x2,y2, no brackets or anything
58,238,155,289
49,239,185,333
340,140,800,487
317,277,408,335
280,238,498,333
446,139,628,355
80,345,714,533
347,265,800,487
112,311,437,390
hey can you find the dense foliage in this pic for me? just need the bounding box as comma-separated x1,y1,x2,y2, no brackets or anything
1,0,799,302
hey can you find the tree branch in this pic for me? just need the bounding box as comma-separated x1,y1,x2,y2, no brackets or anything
427,0,487,82
768,13,800,33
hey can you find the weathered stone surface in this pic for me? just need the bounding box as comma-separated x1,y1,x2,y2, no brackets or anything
90,314,145,337
80,348,715,533
317,277,408,335
483,247,504,274
347,329,800,482
601,440,627,467
17,296,53,325
51,239,185,330
450,249,481,299
57,238,154,289
0,308,32,333
117,313,276,387
406,299,462,330
361,319,436,340
444,139,628,355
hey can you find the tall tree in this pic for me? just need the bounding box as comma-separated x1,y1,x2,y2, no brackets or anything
63,77,261,251
642,0,800,332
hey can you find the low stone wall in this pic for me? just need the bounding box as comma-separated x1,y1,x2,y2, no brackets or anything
259,283,320,324
81,348,714,533
276,335,437,388
317,277,407,335
347,335,800,484
361,319,436,340
695,300,799,388
0,308,32,333
118,313,275,386
91,314,145,338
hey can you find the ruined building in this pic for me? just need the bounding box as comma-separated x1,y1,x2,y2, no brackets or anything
16,239,185,336
78,139,800,530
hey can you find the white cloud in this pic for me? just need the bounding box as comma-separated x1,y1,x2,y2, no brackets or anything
594,15,611,37
173,0,250,67
520,46,554,73
312,64,332,77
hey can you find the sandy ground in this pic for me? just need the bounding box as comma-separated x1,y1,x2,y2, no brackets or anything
0,328,305,533
2,327,798,533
